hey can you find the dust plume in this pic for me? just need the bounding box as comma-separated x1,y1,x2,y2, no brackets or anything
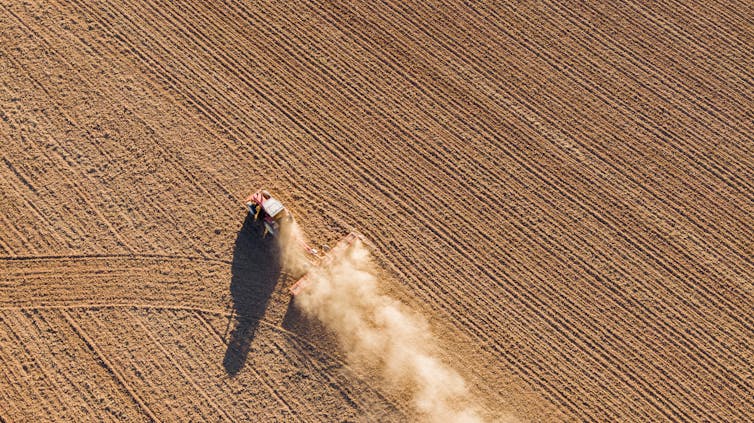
283,226,485,422
276,216,314,276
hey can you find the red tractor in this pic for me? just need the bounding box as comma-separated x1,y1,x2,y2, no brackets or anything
245,189,363,296
244,189,288,237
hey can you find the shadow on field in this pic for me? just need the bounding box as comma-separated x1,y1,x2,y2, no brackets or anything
223,214,281,376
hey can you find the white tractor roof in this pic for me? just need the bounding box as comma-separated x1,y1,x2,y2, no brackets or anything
262,198,285,218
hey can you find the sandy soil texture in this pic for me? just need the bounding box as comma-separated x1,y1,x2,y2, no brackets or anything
1,0,752,421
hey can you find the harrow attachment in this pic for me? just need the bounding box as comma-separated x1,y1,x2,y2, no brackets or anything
289,232,361,296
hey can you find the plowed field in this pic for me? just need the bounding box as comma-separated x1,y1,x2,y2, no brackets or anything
1,0,752,421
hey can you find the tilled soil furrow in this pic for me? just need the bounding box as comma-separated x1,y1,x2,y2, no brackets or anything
477,197,754,417
362,0,752,255
353,0,754,265
19,310,101,419
440,0,752,198
0,15,137,254
0,311,56,420
0,256,229,311
0,142,76,252
274,0,752,298
62,0,320,208
191,310,308,421
603,0,754,86
529,0,754,193
33,0,244,252
61,309,160,422
127,309,232,421
452,1,754,199
71,307,219,421
40,308,150,422
499,252,743,421
141,308,297,421
562,0,753,119
4,2,208,257
0,310,76,419
0,171,53,254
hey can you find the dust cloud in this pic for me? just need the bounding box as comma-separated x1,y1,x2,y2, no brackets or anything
281,223,486,422
276,217,312,276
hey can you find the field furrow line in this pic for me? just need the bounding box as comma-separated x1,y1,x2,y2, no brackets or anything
458,1,754,199
37,309,149,422
546,0,753,123
127,309,232,421
8,0,247,258
0,310,75,418
352,126,752,394
484,189,754,389
488,0,751,127
0,311,54,420
502,251,742,420
30,0,244,243
536,0,754,170
480,157,753,327
452,0,752,177
109,0,352,188
0,362,26,421
0,14,147,255
62,310,159,422
0,129,107,251
358,0,752,232
20,310,101,418
0,174,46,255
2,3,184,255
0,149,72,252
0,253,232,264
150,308,299,421
344,159,748,418
72,307,219,422
500,0,745,180
613,0,754,80
367,230,657,420
63,0,310,195
259,331,398,421
659,0,754,47
0,68,136,255
0,255,229,321
254,331,360,421
356,0,754,259
516,245,750,418
296,0,752,284
499,81,754,257
0,237,14,257
191,310,306,421
369,0,754,189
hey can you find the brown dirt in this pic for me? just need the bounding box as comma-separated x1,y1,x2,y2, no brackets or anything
1,0,752,421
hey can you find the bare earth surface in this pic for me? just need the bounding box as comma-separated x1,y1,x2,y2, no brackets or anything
1,0,752,421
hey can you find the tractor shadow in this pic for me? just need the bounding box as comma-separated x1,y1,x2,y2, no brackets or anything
223,214,281,376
